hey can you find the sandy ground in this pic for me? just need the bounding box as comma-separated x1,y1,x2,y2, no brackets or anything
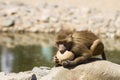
1,0,120,12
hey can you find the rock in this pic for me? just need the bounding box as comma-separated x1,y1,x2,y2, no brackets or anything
32,67,51,79
0,71,33,80
0,66,51,80
49,16,59,23
98,27,108,34
81,7,91,15
41,60,120,80
0,17,15,27
0,60,120,80
4,6,19,15
0,2,6,10
115,17,120,28
89,14,104,24
115,30,120,37
31,74,37,80
40,9,51,22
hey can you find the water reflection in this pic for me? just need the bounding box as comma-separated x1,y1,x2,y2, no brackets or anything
0,33,119,73
41,46,54,62
1,46,14,72
0,45,56,73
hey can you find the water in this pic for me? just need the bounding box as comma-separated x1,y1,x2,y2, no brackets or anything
0,33,119,73
0,45,56,72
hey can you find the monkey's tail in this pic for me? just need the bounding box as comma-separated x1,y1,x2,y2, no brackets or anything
101,51,106,60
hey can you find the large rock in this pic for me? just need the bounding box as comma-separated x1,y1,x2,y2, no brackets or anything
40,59,120,80
0,67,51,80
0,60,120,80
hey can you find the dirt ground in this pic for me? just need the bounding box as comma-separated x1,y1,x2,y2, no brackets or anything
2,0,120,12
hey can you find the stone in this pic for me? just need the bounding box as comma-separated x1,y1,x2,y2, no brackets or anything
1,28,9,32
0,72,33,80
108,26,116,33
41,60,120,80
115,17,120,28
115,30,120,37
49,16,59,23
32,67,51,79
0,17,15,27
4,6,19,15
81,7,91,14
99,27,108,34
40,9,51,22
0,2,6,10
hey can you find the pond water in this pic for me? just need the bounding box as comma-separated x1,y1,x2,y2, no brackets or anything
0,33,120,73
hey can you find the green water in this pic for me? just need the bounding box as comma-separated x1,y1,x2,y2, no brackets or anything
0,45,56,72
0,33,119,73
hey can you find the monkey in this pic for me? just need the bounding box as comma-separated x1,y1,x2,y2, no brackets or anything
53,30,106,67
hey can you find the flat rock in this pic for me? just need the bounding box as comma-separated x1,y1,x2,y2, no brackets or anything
41,60,120,80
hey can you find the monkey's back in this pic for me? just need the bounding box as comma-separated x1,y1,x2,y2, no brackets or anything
72,31,98,48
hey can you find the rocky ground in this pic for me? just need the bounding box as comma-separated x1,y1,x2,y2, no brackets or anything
0,1,120,38
0,60,120,80
0,66,51,80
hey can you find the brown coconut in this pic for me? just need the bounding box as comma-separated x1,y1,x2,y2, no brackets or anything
56,50,74,64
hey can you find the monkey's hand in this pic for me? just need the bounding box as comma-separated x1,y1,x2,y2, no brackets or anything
53,56,59,64
61,60,75,67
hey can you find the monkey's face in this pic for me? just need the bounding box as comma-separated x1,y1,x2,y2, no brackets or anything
55,34,73,53
57,44,67,53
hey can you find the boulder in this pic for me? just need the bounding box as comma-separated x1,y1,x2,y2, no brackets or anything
41,59,120,80
0,60,120,80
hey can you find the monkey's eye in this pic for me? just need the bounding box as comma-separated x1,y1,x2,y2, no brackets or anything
56,42,60,45
56,41,67,48
56,42,61,47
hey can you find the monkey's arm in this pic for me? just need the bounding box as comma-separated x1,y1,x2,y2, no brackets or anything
72,51,92,65
61,51,92,67
53,55,61,67
62,45,92,67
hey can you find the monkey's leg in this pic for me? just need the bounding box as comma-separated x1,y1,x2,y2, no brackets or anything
62,50,92,67
90,39,106,60
73,52,92,64
101,51,106,60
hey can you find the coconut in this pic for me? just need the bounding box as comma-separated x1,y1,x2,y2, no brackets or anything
56,50,74,64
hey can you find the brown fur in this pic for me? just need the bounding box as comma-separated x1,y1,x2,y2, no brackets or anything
54,30,106,67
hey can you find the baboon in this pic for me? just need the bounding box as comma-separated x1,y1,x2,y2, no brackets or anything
54,30,106,67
